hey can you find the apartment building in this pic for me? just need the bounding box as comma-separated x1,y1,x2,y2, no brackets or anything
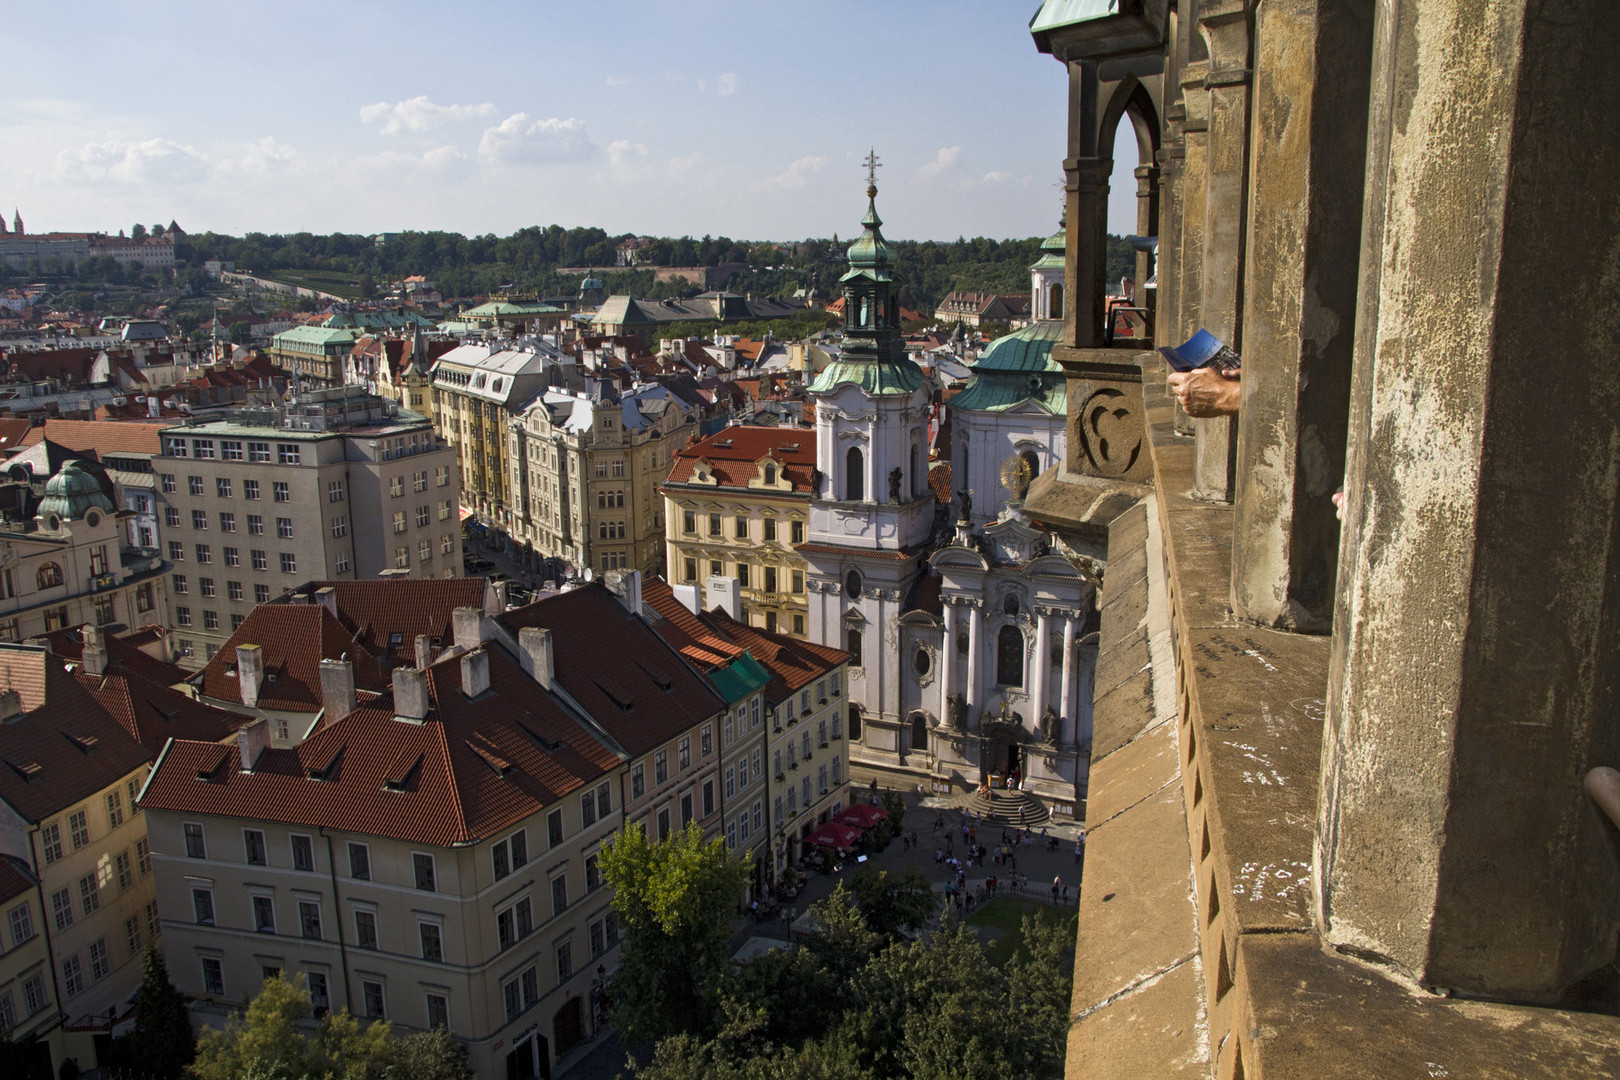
139,633,627,1080
189,577,499,746
660,426,816,637
0,855,58,1073
0,456,170,645
495,580,726,846
430,340,572,546
155,387,459,664
510,382,699,578
640,577,850,888
267,326,362,386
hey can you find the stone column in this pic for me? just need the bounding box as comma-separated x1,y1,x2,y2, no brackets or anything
1318,0,1620,1003
1061,58,1111,353
941,598,957,722
1172,66,1208,442
965,600,983,719
1230,0,1372,633
1133,163,1160,335
1191,3,1251,503
1031,608,1053,728
1058,614,1077,743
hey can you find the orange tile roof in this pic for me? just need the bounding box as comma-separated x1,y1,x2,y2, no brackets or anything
641,578,848,702
664,425,816,493
283,579,491,669
496,583,724,756
27,418,167,457
141,647,621,847
0,651,153,822
0,856,36,905
198,605,387,713
0,417,33,452
79,672,252,753
38,626,188,688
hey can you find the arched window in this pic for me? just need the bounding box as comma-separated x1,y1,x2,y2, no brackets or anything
845,447,864,501
848,705,863,741
911,713,928,753
846,627,863,666
845,570,862,599
37,562,62,589
764,464,776,485
1018,450,1040,501
997,625,1025,686
1050,282,1064,320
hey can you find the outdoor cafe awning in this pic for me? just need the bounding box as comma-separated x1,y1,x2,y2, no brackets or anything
834,804,890,830
803,822,863,851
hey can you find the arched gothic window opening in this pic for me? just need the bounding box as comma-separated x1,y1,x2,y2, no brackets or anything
997,625,1025,687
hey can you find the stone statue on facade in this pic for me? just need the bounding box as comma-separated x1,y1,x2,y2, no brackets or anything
958,487,972,523
1041,706,1059,744
948,693,967,731
811,467,823,496
889,466,903,503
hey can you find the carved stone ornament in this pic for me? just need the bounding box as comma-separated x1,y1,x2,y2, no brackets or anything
1075,386,1144,478
1040,706,1059,744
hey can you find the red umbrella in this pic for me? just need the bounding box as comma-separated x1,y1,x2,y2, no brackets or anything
835,804,890,829
803,822,863,851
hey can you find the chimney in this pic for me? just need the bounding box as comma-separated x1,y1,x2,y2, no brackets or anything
672,582,701,616
452,607,486,652
460,647,491,698
392,666,430,722
490,579,510,612
314,586,337,617
81,625,108,676
0,690,21,722
236,644,265,708
237,718,270,771
707,575,741,620
415,633,433,670
318,658,356,718
605,569,643,616
518,627,555,690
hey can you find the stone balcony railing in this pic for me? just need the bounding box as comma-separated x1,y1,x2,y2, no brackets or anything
1066,365,1620,1079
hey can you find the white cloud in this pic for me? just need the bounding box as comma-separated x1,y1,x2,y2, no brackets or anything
915,146,962,181
477,114,596,166
54,137,208,185
962,170,1011,189
604,75,633,88
359,96,496,136
761,155,829,190
217,137,300,177
607,139,650,176
717,73,738,96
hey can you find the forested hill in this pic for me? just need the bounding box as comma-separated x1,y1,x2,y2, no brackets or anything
186,227,1135,315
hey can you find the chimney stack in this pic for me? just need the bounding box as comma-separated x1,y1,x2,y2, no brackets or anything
236,644,265,708
672,582,701,615
415,633,433,670
518,627,555,691
707,576,741,620
392,666,430,722
605,569,643,617
318,658,356,719
81,625,108,676
460,648,491,699
452,607,486,652
314,586,337,618
237,718,270,771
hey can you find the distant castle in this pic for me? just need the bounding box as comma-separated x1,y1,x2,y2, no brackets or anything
0,208,184,272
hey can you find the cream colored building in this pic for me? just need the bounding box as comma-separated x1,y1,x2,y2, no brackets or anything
510,383,699,578
430,341,574,547
660,426,817,637
0,856,60,1073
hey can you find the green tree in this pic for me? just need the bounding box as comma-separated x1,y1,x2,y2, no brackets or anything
598,821,749,1046
847,867,934,941
190,974,397,1080
380,1030,472,1080
110,946,196,1080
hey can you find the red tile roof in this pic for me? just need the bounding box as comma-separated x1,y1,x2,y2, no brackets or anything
0,417,33,452
641,578,848,702
37,626,188,688
496,583,724,756
79,673,252,753
0,649,153,822
0,855,37,905
279,579,491,669
198,605,387,713
141,647,620,847
23,418,166,457
664,425,816,493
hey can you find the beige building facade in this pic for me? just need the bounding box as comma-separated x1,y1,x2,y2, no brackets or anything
157,387,459,664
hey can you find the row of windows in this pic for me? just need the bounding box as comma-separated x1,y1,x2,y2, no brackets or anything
771,757,845,824
681,510,805,544
39,777,144,865
681,558,806,596
168,543,299,573
165,439,300,464
162,475,290,501
170,509,298,536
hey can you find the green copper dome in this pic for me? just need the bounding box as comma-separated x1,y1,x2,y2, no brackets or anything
39,460,115,521
950,321,1066,413
842,184,896,280
1031,228,1066,271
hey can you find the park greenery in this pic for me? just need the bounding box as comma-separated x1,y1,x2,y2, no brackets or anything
602,821,1074,1080
186,974,470,1080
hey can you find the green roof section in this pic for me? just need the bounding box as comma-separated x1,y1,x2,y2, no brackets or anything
808,356,929,396
1029,0,1119,34
1031,229,1066,271
271,325,364,349
709,652,773,703
950,321,1066,414
39,460,115,521
460,300,565,318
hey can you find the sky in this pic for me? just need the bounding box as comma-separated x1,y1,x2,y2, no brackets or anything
0,1,1144,243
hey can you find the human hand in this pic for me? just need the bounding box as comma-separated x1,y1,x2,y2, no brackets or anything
1166,367,1242,417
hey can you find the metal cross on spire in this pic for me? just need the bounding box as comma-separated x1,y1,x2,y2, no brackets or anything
864,148,882,192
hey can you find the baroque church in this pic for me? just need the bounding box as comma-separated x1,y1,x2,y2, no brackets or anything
802,178,1095,820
